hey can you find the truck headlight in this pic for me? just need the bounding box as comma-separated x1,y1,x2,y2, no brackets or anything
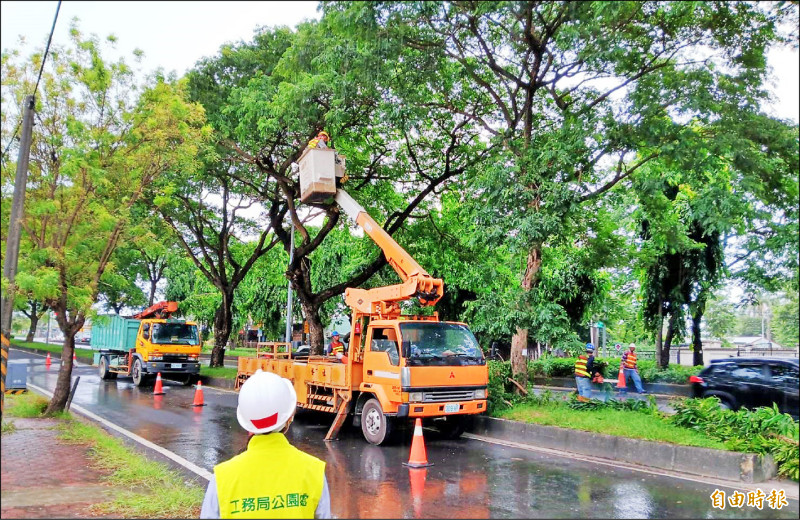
474,389,487,399
409,392,423,403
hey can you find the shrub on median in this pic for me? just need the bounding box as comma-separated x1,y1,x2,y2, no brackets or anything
671,397,799,481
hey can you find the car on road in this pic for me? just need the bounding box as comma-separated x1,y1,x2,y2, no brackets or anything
689,357,799,418
76,332,91,344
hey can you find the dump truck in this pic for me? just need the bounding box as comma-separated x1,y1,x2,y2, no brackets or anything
237,146,489,445
91,301,202,386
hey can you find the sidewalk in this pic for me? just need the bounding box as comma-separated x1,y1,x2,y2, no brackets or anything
1,417,115,519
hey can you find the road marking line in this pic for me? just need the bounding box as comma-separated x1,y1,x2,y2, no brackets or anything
27,382,213,481
463,433,798,499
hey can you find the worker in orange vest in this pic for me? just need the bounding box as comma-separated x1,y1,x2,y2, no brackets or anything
621,343,646,394
574,343,596,402
200,370,331,518
325,331,346,363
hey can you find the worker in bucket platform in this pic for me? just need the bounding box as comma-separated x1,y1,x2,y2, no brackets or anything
200,370,331,519
307,130,330,149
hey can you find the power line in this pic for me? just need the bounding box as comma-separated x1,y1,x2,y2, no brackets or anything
1,1,62,163
34,1,62,96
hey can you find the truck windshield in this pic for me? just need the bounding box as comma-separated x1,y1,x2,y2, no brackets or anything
400,322,485,366
151,323,199,345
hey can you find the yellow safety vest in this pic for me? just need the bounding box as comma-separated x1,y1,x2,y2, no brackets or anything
214,433,325,519
574,355,590,378
624,352,637,369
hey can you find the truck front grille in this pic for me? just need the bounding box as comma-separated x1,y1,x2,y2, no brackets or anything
422,390,474,402
162,354,188,362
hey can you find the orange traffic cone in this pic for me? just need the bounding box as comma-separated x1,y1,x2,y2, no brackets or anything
408,467,428,518
153,373,165,395
403,418,433,468
192,381,206,407
73,351,77,363
45,352,52,367
617,363,626,390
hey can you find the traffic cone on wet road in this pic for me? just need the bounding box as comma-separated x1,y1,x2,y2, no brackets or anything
403,418,433,468
617,363,626,391
72,351,77,363
45,353,52,367
153,373,165,395
408,467,427,518
192,381,206,407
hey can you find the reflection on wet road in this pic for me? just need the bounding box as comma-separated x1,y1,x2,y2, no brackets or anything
11,349,798,519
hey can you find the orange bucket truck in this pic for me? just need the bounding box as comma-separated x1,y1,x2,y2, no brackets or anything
237,147,488,444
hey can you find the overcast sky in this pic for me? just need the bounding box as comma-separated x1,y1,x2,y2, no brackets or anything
2,1,797,122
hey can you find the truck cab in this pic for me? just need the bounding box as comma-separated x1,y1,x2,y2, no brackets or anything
94,302,202,386
354,318,487,444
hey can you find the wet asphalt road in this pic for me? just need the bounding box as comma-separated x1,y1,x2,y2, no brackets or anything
9,348,799,519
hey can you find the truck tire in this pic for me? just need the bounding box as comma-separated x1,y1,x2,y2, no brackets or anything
132,358,149,387
98,356,117,380
434,415,470,440
361,398,393,445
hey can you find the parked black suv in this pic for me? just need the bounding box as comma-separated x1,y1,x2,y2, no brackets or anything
690,358,799,418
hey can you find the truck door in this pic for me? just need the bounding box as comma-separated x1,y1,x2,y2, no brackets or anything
363,327,402,407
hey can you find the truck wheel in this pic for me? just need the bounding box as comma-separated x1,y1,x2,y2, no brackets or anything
435,415,470,440
361,398,393,445
98,356,117,380
181,374,195,386
132,358,149,387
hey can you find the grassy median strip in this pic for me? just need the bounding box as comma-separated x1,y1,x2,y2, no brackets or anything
4,393,204,518
200,365,238,379
497,401,726,450
11,340,95,358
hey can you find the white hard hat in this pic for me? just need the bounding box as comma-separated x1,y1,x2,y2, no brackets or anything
629,343,636,349
237,370,297,434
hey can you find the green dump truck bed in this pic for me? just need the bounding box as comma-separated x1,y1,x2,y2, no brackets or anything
90,314,140,351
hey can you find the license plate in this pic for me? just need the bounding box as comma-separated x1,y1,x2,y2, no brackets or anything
170,363,182,369
444,403,460,413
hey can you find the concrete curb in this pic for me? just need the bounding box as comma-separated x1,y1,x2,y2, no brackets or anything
470,415,776,483
532,376,692,397
198,375,235,390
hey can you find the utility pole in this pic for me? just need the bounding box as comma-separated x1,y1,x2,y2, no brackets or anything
284,225,295,344
1,95,35,337
1,94,35,418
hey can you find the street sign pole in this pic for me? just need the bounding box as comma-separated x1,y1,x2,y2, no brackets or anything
284,224,294,344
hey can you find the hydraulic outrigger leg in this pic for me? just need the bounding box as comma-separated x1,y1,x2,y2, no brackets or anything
324,391,353,441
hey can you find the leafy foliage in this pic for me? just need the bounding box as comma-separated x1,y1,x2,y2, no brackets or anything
671,397,799,480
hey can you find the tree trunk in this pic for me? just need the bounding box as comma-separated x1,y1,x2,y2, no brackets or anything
26,312,39,342
148,279,157,307
45,312,84,415
655,302,664,367
691,298,706,367
210,292,233,367
302,301,325,355
509,245,542,391
662,311,679,369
